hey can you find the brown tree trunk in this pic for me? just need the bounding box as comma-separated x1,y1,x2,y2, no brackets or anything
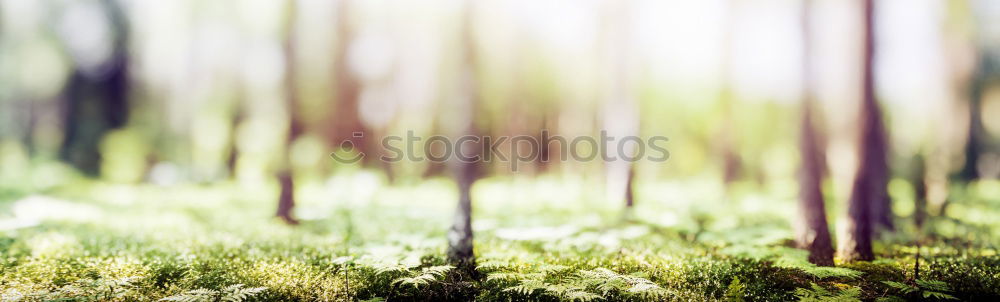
447,0,481,273
841,0,888,261
329,0,368,158
864,0,893,234
798,102,835,266
958,54,989,181
719,0,742,186
796,0,834,266
225,101,244,178
276,0,302,225
624,164,635,208
911,154,928,228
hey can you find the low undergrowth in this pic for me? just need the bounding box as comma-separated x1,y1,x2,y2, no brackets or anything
1,179,998,301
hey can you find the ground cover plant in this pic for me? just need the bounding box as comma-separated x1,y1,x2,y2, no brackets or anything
2,176,998,301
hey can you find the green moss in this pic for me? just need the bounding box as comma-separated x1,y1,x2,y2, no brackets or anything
1,181,999,301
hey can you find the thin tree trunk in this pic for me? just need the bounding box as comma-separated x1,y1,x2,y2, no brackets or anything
225,100,244,178
329,0,367,158
448,152,477,271
624,164,635,208
601,0,639,210
841,0,887,261
958,55,989,181
864,1,893,234
796,0,834,266
719,0,742,186
21,99,38,156
447,0,480,273
798,102,835,266
276,0,302,225
912,154,927,228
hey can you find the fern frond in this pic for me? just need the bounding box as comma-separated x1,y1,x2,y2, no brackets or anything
221,284,266,302
373,262,413,276
883,281,918,294
160,288,215,302
486,272,523,283
562,289,604,302
922,291,958,300
477,259,513,272
915,279,951,292
794,283,861,302
504,279,547,296
160,284,265,302
834,286,861,300
422,265,454,278
539,264,571,274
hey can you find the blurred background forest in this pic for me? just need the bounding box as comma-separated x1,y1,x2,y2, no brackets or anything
1,0,1000,301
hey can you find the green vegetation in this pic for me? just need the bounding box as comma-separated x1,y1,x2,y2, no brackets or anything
2,175,998,301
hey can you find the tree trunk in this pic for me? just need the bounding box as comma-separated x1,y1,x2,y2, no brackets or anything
59,2,130,176
276,0,302,225
719,0,742,186
863,0,893,234
601,0,640,210
448,154,477,271
841,0,887,261
911,154,928,228
798,102,835,266
958,55,989,181
447,0,480,273
329,0,368,158
799,99,833,266
796,0,834,267
624,164,635,208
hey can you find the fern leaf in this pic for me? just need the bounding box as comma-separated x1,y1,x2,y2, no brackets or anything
373,263,411,276
915,279,951,292
562,289,604,302
477,259,512,272
221,284,266,302
486,272,522,283
834,286,861,300
538,264,571,274
504,280,546,296
160,289,215,302
882,281,918,294
923,291,958,300
422,265,454,277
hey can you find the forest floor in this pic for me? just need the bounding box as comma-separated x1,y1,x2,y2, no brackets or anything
1,172,999,301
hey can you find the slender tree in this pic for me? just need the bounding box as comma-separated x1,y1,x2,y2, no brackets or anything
718,0,742,186
601,0,639,211
911,154,928,229
841,0,890,261
796,0,834,266
329,0,368,159
446,0,482,273
276,0,302,224
957,53,991,181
